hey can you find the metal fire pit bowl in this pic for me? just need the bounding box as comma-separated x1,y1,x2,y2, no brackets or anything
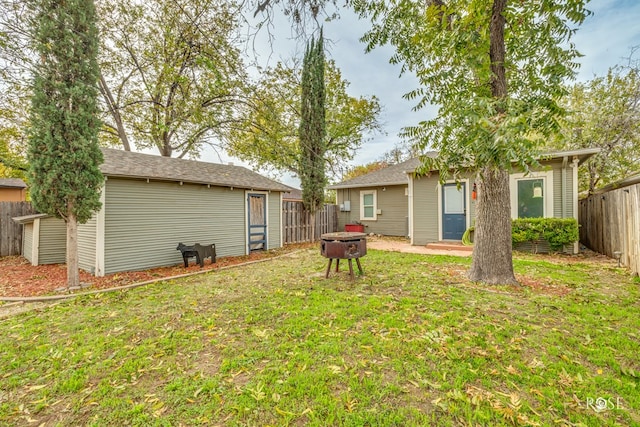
320,232,367,280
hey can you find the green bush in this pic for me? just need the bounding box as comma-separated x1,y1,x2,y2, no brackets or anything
511,217,579,250
464,218,579,251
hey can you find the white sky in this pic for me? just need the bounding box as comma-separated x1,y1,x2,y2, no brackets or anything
202,0,640,187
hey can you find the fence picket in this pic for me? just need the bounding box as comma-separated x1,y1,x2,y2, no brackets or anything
282,202,338,244
579,183,640,275
0,202,35,257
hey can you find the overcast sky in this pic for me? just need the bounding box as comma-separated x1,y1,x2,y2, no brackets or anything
205,0,640,187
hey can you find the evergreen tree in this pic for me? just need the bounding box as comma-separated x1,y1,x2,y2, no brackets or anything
299,30,326,225
28,0,104,288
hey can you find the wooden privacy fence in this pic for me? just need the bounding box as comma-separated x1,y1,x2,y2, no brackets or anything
0,201,35,257
283,202,338,244
579,177,640,275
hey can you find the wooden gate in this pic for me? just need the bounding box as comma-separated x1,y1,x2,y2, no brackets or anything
0,201,35,256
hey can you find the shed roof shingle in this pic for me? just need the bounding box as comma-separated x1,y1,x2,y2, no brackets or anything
0,178,27,189
329,148,601,190
328,156,429,190
100,148,292,192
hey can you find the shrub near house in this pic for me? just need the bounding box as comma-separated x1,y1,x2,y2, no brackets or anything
512,218,579,253
466,218,579,253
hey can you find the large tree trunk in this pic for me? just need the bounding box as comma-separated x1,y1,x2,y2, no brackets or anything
469,168,517,284
467,0,517,285
66,212,80,289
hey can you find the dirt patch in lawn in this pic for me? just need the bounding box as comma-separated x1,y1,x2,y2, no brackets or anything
0,243,315,298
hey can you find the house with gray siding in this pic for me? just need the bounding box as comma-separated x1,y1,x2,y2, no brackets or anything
330,157,423,237
16,148,292,276
330,148,599,254
13,214,66,265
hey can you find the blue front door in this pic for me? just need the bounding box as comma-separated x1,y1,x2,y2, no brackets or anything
442,183,466,240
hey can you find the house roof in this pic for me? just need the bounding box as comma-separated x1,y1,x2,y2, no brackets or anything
328,156,426,190
12,213,50,224
283,188,303,200
538,147,601,166
329,148,601,190
100,148,293,192
0,178,27,189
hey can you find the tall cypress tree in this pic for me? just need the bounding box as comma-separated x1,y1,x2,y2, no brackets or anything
28,0,104,288
298,29,326,235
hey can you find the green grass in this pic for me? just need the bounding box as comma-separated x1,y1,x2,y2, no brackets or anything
1,249,639,426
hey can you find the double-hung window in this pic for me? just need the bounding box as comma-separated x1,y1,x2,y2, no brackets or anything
360,190,377,221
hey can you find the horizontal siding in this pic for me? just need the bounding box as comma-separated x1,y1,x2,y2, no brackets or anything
553,165,563,218
532,159,573,219
268,192,281,249
104,178,245,274
38,217,66,264
336,188,360,232
78,216,97,272
468,178,477,221
566,166,574,217
412,174,440,245
366,186,408,236
23,223,33,263
336,186,409,236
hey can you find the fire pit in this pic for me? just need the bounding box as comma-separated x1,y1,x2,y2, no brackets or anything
320,232,367,280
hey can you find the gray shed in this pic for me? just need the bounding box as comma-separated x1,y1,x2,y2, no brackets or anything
13,214,66,265
17,148,292,276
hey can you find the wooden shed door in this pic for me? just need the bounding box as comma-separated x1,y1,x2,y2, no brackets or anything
248,193,267,252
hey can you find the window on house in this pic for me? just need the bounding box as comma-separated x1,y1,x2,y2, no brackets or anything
360,190,377,220
510,171,554,219
516,178,545,218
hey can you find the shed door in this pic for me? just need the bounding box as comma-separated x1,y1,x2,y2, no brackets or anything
248,193,267,252
442,183,466,240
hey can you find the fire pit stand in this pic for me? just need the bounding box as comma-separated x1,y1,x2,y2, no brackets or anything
320,232,367,280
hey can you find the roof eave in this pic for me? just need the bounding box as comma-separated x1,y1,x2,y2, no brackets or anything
328,180,409,190
12,213,50,224
404,148,603,174
102,172,292,192
539,148,601,166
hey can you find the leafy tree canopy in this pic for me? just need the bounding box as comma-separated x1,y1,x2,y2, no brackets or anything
299,30,326,213
549,55,640,194
352,0,590,179
342,160,388,181
28,0,104,223
97,0,249,158
226,58,381,179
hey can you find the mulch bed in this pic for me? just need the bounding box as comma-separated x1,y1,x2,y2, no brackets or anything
0,243,314,298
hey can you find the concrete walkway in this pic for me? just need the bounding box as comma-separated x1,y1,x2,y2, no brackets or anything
367,238,473,257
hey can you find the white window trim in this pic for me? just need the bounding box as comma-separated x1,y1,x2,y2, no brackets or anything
360,190,377,221
510,171,554,219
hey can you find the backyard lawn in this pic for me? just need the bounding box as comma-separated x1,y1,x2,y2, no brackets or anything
0,248,638,426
